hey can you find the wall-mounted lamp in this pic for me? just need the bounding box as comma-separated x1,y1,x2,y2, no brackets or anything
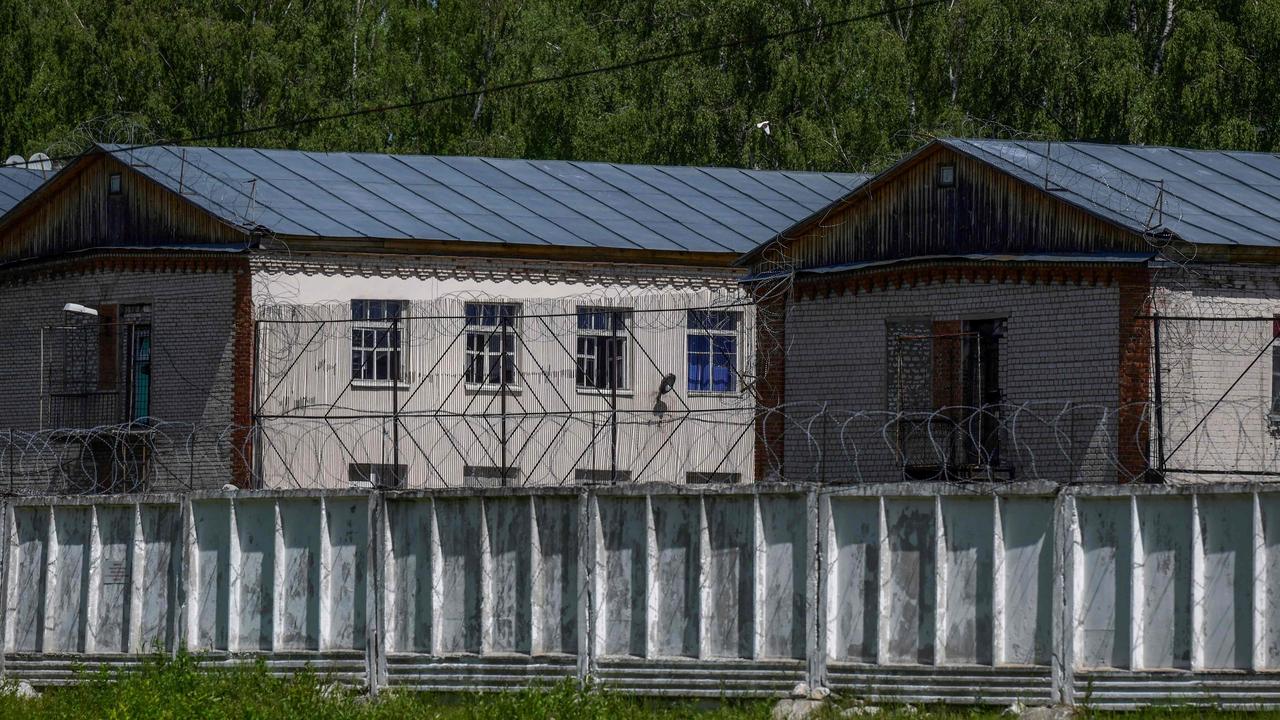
62,303,98,317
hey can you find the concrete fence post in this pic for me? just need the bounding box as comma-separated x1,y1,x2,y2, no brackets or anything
173,494,190,659
366,491,387,695
576,488,595,685
1051,492,1076,705
810,488,827,691
0,496,10,677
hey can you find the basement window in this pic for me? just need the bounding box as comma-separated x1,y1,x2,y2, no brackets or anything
687,471,741,484
348,463,405,488
575,468,632,485
108,173,122,194
463,465,520,488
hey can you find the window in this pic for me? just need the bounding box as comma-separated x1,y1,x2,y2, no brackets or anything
348,463,406,488
108,173,122,194
937,164,956,188
575,468,631,485
687,471,741,484
351,300,404,383
121,304,152,422
687,310,739,393
962,318,1005,466
464,303,518,387
1271,317,1280,434
576,307,630,391
463,465,519,488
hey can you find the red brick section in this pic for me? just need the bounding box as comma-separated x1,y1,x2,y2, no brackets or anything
931,320,963,410
97,304,119,390
1116,267,1153,482
753,290,787,481
230,260,255,488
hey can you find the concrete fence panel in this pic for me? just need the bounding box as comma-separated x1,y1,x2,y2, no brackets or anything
8,484,1280,707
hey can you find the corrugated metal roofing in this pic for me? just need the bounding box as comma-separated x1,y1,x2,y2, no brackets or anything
99,144,868,254
943,138,1280,248
0,167,46,215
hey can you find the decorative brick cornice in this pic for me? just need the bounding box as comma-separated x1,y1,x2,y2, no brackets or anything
793,260,1145,301
0,250,251,286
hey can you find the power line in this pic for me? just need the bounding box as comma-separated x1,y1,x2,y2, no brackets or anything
50,0,948,161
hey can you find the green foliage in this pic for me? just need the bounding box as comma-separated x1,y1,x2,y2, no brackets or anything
0,0,1278,172
0,656,1276,719
0,654,771,720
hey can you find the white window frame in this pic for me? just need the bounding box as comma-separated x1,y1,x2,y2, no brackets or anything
575,306,632,395
686,309,741,395
464,302,520,390
351,299,406,386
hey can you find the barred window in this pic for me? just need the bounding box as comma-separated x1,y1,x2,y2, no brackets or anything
686,471,741,484
575,468,632,484
463,465,520,488
464,302,518,387
687,310,739,393
576,307,630,391
348,463,406,488
351,299,404,382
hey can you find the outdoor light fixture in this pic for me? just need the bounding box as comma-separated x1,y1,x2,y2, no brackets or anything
658,372,677,396
62,303,98,316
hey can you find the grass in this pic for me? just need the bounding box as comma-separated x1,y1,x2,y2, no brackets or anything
1,655,1278,719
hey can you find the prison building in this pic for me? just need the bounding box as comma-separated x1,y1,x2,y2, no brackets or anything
0,143,866,491
743,138,1280,484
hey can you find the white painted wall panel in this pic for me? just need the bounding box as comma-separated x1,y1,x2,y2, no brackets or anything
827,498,878,662
1001,498,1052,665
1199,495,1252,669
885,499,936,664
1136,497,1191,669
1077,499,1131,669
942,498,993,665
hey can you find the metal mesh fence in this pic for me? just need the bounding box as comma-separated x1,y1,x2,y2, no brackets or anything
6,304,1280,494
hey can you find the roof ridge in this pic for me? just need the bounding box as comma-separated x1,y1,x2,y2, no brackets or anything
98,143,868,177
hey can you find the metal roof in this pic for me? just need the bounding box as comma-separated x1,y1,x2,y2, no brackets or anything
98,144,868,254
944,138,1280,248
0,167,47,215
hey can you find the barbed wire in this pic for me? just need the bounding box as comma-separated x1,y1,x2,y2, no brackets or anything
6,395,1280,496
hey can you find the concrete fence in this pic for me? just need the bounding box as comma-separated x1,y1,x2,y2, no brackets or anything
4,482,1280,708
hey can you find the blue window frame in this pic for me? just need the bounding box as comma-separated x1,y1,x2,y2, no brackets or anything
687,310,738,393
